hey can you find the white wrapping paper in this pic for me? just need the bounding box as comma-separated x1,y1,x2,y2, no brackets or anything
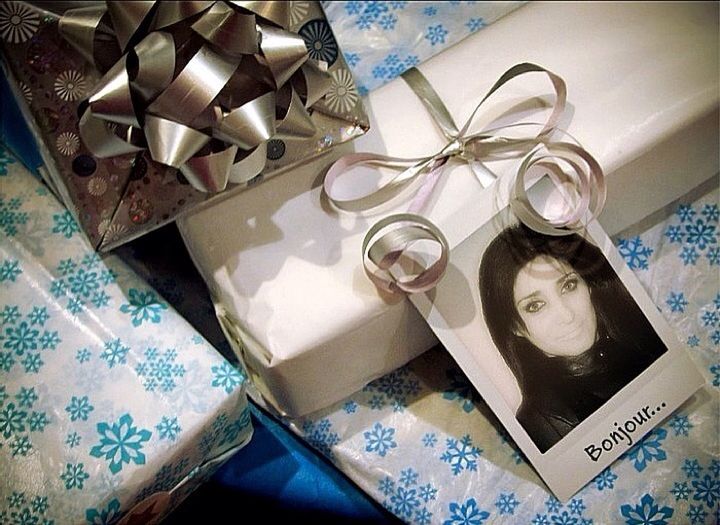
179,2,719,417
0,146,252,524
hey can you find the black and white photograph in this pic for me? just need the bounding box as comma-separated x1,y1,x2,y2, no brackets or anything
477,218,667,452
410,203,705,500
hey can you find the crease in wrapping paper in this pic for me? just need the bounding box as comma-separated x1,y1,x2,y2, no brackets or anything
0,146,252,524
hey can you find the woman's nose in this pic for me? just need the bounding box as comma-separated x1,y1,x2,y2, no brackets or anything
556,298,575,323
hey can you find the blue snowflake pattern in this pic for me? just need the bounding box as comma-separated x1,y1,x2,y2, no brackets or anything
677,204,696,222
702,203,719,222
76,348,91,363
60,462,90,490
680,246,700,265
27,307,48,326
211,360,244,393
691,474,720,507
710,363,720,386
666,292,689,313
100,338,129,368
440,434,482,475
568,499,586,515
364,422,397,457
423,6,437,16
594,467,618,491
344,52,361,67
65,395,94,422
0,386,48,458
685,219,717,250
701,309,719,328
50,255,114,313
0,195,28,236
686,504,707,524
664,225,683,243
0,307,59,375
682,458,702,478
546,497,562,513
343,400,358,413
422,432,438,447
425,24,449,46
668,413,692,436
0,259,21,282
390,486,421,520
707,246,719,264
466,17,485,32
119,288,168,327
197,408,250,457
85,498,121,525
442,367,481,413
371,52,421,82
687,335,700,348
625,427,668,471
302,418,341,459
66,431,81,448
444,497,490,525
620,493,674,525
670,481,690,501
378,13,397,30
363,365,421,412
617,236,653,270
89,413,152,474
51,210,80,238
495,493,520,515
135,347,185,393
156,416,182,441
378,469,437,523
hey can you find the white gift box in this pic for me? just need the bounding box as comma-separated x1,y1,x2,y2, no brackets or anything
0,150,252,524
179,2,719,417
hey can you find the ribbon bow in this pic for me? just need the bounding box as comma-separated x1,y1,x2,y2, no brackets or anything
323,63,605,294
60,1,332,193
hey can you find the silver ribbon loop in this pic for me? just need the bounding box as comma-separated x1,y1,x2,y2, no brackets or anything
323,63,605,294
362,214,449,295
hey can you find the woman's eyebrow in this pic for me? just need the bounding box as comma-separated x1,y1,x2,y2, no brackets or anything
516,291,540,306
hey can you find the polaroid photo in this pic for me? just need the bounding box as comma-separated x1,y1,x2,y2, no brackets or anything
409,191,706,501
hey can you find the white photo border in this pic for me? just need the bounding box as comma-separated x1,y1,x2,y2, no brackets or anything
410,199,705,501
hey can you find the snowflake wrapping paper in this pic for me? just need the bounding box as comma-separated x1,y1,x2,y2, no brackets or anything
285,181,720,524
321,1,525,94
0,145,252,525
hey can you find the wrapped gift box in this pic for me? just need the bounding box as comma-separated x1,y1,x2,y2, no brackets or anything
178,2,719,417
0,146,252,524
0,1,368,251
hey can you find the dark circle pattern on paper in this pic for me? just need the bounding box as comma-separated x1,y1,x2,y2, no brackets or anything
298,19,339,66
266,139,286,160
129,156,147,181
72,154,97,177
129,198,153,224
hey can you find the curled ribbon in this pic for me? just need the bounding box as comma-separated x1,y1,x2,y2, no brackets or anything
59,1,332,193
323,63,606,293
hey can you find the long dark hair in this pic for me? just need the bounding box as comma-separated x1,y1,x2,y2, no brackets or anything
478,223,663,397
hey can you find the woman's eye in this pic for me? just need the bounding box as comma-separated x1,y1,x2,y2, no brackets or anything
562,277,578,293
524,300,545,313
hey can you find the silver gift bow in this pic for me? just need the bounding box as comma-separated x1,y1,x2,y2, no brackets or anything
60,0,332,193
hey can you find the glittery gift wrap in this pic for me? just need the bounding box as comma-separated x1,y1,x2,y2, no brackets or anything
0,145,253,524
0,1,368,251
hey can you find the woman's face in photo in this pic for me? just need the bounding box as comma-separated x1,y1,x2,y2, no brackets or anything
512,255,597,357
